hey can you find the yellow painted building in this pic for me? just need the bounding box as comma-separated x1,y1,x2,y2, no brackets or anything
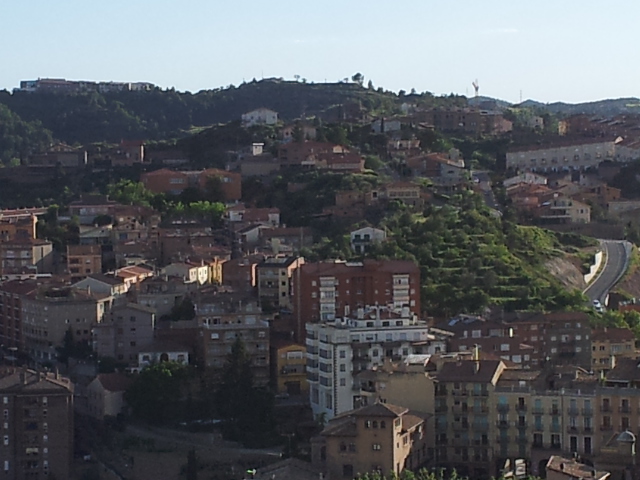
591,327,636,373
272,342,307,396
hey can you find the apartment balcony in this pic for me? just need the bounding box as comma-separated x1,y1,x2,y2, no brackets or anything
452,422,470,431
582,408,593,416
451,405,469,414
452,389,469,397
496,420,510,429
532,407,545,415
472,423,490,432
450,438,471,447
471,389,489,397
516,422,528,430
567,425,580,434
533,424,544,432
515,404,527,413
567,407,579,416
619,406,632,414
600,405,612,413
549,408,561,416
497,404,510,413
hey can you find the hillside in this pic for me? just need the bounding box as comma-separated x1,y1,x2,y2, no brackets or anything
0,80,466,145
517,97,640,117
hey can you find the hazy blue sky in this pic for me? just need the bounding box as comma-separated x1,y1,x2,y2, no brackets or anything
1,0,637,104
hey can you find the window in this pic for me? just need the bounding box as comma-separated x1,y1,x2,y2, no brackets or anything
365,420,372,428
3,435,7,446
2,397,6,405
372,443,382,451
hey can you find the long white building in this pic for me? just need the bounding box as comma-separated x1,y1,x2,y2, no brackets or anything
306,305,445,420
506,139,618,173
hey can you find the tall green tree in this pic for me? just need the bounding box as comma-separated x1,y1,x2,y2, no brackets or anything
126,362,188,424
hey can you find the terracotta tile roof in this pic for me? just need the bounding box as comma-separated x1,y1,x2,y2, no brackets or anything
255,458,321,480
401,413,424,432
350,402,408,418
96,373,133,393
0,279,39,295
0,369,72,393
592,327,635,343
604,357,640,383
436,360,503,383
546,455,610,480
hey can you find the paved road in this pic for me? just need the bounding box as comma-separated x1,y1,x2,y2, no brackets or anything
472,170,502,214
583,240,632,304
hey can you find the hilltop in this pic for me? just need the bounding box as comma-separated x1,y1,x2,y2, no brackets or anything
0,79,466,145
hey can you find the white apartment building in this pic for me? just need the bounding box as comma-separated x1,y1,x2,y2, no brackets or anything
306,306,437,420
506,140,617,173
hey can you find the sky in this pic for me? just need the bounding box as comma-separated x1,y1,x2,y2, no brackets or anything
1,0,638,104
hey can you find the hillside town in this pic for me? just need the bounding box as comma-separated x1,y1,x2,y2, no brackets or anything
4,77,640,480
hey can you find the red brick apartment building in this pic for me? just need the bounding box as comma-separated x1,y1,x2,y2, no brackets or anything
292,259,420,341
140,168,241,201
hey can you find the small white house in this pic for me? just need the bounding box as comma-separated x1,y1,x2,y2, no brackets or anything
242,108,279,127
162,262,209,285
138,344,189,368
350,227,387,254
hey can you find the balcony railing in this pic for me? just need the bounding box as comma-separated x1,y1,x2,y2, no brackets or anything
472,423,489,432
452,422,470,431
532,407,545,415
619,406,631,414
451,405,469,414
452,389,469,397
496,420,510,429
600,405,612,413
515,404,527,412
497,404,510,413
567,425,579,434
582,408,593,416
567,407,579,416
549,408,561,416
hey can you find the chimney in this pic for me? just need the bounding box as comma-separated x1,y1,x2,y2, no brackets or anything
560,463,565,472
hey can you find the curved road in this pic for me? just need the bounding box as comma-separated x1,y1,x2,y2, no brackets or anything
583,240,632,304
